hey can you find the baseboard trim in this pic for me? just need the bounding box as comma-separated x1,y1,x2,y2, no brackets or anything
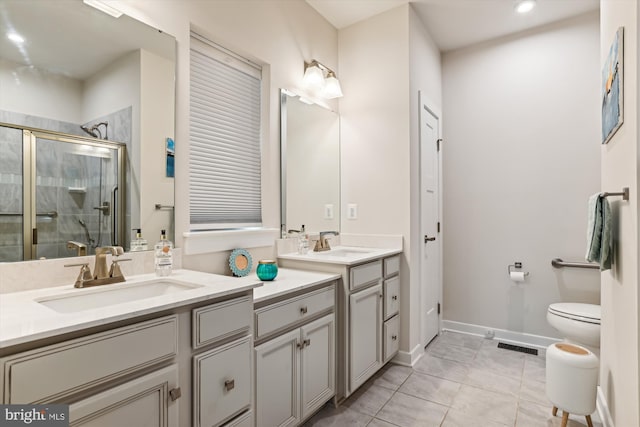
597,386,614,427
441,320,560,350
392,343,424,367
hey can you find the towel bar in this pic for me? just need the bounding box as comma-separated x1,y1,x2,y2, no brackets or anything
551,258,599,270
155,204,174,210
602,187,629,201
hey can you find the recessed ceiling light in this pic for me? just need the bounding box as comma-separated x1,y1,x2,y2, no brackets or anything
515,0,536,14
7,32,25,44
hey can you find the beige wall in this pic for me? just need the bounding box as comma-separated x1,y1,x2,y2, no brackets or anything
441,13,601,338
339,4,442,360
599,0,639,425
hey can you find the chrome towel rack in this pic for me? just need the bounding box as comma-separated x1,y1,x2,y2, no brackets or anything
551,258,599,270
602,187,629,201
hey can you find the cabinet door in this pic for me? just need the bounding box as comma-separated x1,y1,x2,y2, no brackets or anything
255,329,300,427
193,336,252,427
349,283,383,392
300,314,335,420
383,276,400,320
69,364,179,427
383,315,400,362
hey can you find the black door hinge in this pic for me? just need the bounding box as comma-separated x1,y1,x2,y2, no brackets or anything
437,222,440,233
437,302,441,315
437,138,442,151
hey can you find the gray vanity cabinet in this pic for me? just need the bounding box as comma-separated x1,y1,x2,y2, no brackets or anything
254,283,336,427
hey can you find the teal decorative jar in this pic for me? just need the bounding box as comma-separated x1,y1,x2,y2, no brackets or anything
256,260,278,281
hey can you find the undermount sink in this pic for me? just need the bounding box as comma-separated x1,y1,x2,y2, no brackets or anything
37,279,203,314
312,248,373,257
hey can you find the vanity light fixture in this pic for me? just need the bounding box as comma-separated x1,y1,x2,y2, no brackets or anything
303,60,343,99
514,0,536,14
83,0,123,18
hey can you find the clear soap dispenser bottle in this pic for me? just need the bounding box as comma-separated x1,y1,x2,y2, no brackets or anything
297,225,309,254
154,229,173,276
131,228,148,252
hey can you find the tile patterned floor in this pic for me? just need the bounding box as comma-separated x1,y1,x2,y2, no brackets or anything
303,331,602,427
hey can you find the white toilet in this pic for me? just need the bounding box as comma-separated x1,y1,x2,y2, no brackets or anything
547,303,601,350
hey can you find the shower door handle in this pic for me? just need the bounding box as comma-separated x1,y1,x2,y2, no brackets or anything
424,235,436,243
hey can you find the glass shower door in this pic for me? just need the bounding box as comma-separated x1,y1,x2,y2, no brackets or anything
33,134,123,259
0,126,25,261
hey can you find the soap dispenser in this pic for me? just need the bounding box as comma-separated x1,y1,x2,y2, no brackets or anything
131,228,148,251
154,229,173,276
297,225,309,254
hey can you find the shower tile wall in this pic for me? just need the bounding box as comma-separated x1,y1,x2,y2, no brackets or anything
0,108,131,261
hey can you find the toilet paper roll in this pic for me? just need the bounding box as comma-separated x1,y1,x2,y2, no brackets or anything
510,271,526,282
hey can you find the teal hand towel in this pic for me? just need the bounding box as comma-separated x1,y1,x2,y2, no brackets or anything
586,193,602,262
600,197,612,271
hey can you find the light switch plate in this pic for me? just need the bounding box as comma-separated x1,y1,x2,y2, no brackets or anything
347,203,358,220
324,204,334,219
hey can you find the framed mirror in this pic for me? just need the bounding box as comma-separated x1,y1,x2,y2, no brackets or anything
280,90,340,234
0,0,176,261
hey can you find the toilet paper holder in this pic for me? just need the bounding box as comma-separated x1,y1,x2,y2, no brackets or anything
508,262,530,277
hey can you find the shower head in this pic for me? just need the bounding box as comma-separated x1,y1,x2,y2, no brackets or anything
80,121,109,140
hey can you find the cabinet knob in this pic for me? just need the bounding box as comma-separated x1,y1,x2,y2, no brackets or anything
300,306,308,314
304,338,311,347
224,379,235,391
169,387,182,401
392,335,397,341
392,295,398,301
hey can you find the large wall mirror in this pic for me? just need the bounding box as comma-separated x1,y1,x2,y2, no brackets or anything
0,0,176,261
280,90,340,234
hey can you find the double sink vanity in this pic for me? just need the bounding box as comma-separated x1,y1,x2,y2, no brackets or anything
0,242,401,427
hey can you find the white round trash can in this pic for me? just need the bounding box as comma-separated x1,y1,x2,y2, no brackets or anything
546,342,599,427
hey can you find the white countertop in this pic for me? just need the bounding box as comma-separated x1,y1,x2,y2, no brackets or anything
253,268,341,304
277,246,402,266
0,269,262,349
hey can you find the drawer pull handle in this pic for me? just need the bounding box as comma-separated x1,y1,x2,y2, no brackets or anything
169,387,182,401
379,293,383,298
300,306,308,314
392,335,398,341
392,295,398,301
224,379,235,391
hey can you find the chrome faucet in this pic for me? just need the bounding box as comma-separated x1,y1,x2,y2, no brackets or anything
65,246,130,288
314,231,339,252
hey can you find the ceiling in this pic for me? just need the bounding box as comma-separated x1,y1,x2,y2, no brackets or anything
306,0,599,52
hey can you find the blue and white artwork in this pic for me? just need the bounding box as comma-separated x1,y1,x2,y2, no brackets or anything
601,27,623,144
166,137,175,177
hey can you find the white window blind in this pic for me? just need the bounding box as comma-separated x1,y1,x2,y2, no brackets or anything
189,33,262,229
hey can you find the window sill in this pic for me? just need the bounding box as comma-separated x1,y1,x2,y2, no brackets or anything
182,228,280,255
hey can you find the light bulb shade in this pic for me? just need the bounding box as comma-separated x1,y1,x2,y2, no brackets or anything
303,63,325,92
323,75,343,99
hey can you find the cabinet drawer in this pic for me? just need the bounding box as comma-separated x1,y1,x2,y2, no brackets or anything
349,260,382,291
383,276,400,320
193,336,252,427
383,315,400,362
2,315,177,404
193,295,251,349
384,256,400,278
255,287,334,339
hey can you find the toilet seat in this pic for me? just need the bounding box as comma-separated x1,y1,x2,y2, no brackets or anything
548,303,601,325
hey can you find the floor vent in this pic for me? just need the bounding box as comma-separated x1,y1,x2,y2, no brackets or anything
497,342,538,355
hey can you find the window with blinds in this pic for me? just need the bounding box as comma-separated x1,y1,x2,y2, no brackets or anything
189,33,262,229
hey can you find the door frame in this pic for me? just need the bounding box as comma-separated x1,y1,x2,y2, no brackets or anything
418,91,443,349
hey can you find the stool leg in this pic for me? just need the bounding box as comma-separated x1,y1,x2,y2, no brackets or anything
586,415,594,427
561,411,569,427
552,406,558,416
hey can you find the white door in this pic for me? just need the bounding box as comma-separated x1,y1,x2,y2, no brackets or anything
420,95,441,347
255,329,300,427
300,314,335,420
